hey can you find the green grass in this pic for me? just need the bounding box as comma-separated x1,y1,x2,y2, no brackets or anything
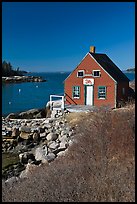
2,153,19,170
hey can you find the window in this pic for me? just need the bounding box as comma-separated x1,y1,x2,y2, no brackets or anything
77,70,85,77
93,70,101,77
73,86,80,98
98,86,106,99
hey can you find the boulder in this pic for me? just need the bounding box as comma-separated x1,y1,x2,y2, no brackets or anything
19,163,38,179
59,141,68,149
18,109,40,119
20,132,31,140
5,176,19,185
32,132,40,142
11,127,20,138
34,146,48,163
46,152,56,162
46,133,58,141
5,113,17,119
40,132,47,138
19,152,35,164
19,126,31,133
48,141,60,149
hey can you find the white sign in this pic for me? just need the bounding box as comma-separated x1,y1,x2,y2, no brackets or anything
83,78,94,85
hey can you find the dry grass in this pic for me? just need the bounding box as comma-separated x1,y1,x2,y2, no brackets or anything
2,104,135,202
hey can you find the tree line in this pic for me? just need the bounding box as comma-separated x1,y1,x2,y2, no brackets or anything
2,61,27,77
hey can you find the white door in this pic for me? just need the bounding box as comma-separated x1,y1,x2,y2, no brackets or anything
86,86,93,105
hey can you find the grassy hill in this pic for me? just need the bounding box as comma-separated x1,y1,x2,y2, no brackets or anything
2,103,135,202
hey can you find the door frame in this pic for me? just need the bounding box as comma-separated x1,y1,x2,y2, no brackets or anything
84,85,94,105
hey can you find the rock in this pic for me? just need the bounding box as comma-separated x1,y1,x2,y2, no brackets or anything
48,141,60,149
19,153,27,164
19,126,31,133
20,132,31,140
59,141,68,149
18,109,40,119
58,134,68,142
19,152,35,164
11,127,20,138
5,176,19,185
32,132,40,142
34,146,48,163
19,163,38,179
43,123,52,129
5,113,17,119
46,133,58,141
46,152,55,162
40,132,47,138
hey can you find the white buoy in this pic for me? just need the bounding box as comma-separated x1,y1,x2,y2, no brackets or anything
36,85,38,88
9,102,11,105
19,89,21,92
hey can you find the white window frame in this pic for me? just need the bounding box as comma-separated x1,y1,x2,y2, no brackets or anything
98,86,106,99
77,70,85,78
72,86,80,99
93,70,101,77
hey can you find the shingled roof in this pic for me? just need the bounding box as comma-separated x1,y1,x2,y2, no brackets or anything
89,52,130,82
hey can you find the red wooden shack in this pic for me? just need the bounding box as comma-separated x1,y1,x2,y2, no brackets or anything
64,46,129,108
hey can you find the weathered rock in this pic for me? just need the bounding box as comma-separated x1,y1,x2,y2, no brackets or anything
5,113,17,119
32,132,40,142
40,132,47,138
20,132,31,140
46,152,56,162
34,146,48,163
19,126,31,133
11,127,20,138
59,141,68,149
19,163,38,179
5,176,19,185
43,123,52,129
48,141,60,149
19,152,35,164
46,133,58,141
18,109,40,119
58,134,68,142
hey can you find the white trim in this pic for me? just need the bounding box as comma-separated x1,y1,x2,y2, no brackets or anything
64,52,89,82
77,70,85,77
84,74,93,77
115,82,117,108
89,53,117,83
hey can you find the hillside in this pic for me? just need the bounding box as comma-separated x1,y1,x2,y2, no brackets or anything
2,103,135,202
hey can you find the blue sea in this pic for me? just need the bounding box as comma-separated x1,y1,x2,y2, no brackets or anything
2,72,135,116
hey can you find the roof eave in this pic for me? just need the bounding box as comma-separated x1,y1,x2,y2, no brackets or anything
64,52,89,82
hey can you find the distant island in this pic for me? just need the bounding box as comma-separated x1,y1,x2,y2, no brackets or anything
2,61,46,83
125,68,135,73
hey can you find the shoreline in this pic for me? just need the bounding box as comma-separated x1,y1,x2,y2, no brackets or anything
2,108,72,181
2,75,46,83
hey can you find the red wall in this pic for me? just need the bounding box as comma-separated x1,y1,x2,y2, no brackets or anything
64,54,116,108
117,82,129,101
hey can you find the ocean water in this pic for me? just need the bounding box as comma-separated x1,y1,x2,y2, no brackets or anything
2,72,70,116
2,72,135,116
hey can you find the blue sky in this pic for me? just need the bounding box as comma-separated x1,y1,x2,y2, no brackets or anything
2,2,135,72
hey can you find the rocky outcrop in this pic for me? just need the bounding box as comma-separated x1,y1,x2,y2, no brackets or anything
2,76,46,83
5,107,51,119
2,109,74,181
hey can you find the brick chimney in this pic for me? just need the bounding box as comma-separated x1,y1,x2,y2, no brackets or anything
90,46,95,53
